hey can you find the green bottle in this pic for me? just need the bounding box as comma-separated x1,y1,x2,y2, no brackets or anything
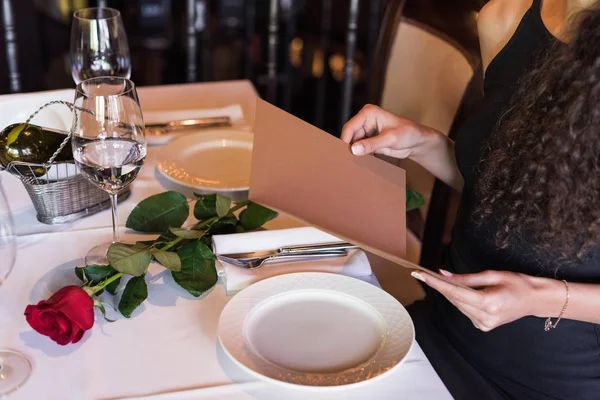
0,123,73,177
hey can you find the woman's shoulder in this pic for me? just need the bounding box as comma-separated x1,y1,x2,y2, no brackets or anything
478,0,534,70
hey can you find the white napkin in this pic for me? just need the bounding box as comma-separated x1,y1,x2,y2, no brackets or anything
212,227,372,293
143,104,245,145
38,163,80,180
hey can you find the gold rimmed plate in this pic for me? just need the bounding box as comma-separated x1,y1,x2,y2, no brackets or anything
156,129,253,194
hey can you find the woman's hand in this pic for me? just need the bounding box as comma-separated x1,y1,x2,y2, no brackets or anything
411,269,555,331
341,104,464,191
340,104,429,159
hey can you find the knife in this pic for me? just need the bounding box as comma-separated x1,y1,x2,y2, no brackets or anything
145,116,231,136
218,242,358,260
42,117,232,137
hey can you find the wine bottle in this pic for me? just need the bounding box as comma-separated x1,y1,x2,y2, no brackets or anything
0,123,73,177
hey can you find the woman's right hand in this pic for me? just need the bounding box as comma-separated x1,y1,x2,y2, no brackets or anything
341,104,464,192
340,104,431,160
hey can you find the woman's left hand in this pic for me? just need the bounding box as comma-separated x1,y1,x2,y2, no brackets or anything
412,269,543,331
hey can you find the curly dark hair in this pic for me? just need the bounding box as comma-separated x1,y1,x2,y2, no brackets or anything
475,2,600,263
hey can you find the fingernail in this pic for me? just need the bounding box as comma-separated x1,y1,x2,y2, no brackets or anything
411,271,425,282
351,143,364,155
439,269,453,277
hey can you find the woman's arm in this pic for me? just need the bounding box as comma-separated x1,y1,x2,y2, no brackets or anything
411,270,600,331
341,105,464,191
413,130,464,192
340,1,535,191
535,278,600,325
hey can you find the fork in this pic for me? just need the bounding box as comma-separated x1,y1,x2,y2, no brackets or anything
217,250,350,270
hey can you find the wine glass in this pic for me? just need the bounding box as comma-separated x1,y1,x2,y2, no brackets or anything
72,77,146,265
70,7,131,84
0,176,32,396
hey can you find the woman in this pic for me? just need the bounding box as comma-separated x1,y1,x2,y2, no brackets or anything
342,0,600,398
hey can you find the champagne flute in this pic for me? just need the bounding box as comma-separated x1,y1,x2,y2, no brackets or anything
72,77,146,265
0,176,32,396
70,7,131,84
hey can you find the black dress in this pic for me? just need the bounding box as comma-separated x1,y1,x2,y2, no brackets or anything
407,1,600,399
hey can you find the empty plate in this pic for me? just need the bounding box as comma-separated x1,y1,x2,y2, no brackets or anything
156,129,253,194
218,272,414,389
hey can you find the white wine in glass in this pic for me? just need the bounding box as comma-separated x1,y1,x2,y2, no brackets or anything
0,176,32,396
72,77,146,265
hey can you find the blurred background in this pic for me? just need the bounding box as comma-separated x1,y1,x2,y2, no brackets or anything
0,0,485,134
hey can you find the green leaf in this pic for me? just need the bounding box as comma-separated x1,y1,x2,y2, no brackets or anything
136,229,177,247
208,215,238,235
240,202,278,231
76,268,90,285
94,300,116,322
216,194,232,217
75,265,119,295
152,249,182,271
193,194,218,220
75,264,116,283
107,243,152,277
157,229,177,241
199,235,212,248
172,241,217,297
106,277,121,295
168,227,205,239
126,191,189,233
406,189,426,212
118,275,148,318
132,242,153,250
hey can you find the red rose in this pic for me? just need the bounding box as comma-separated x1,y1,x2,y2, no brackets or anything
24,286,94,345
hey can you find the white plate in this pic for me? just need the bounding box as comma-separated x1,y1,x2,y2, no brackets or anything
156,129,253,193
218,272,414,389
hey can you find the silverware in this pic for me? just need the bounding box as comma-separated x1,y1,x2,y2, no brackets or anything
216,242,359,270
219,242,358,259
145,116,231,137
40,116,231,137
218,250,349,270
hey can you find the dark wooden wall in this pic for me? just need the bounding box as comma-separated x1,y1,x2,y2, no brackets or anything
0,0,482,133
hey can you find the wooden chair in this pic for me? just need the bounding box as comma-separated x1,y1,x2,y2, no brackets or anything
371,0,476,241
367,0,478,303
370,0,476,254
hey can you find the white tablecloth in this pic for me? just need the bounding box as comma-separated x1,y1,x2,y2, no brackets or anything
0,81,452,400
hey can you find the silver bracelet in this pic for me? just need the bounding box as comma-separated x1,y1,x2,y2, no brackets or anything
544,279,569,331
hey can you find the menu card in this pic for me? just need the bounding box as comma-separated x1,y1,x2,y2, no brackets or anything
250,99,455,274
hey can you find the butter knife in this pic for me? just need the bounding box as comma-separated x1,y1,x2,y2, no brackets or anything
145,116,231,136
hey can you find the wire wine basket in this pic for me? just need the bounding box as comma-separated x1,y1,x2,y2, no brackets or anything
2,101,130,225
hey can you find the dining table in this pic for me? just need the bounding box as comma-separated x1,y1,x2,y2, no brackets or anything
0,80,452,400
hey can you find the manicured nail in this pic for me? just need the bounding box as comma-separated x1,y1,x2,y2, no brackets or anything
351,143,363,155
411,271,425,282
439,269,453,277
